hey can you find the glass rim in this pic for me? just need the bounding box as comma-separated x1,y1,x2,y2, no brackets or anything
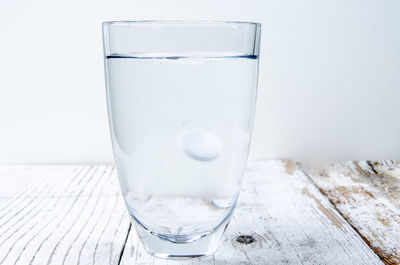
102,20,261,28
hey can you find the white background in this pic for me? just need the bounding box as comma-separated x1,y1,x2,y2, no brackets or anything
0,0,399,163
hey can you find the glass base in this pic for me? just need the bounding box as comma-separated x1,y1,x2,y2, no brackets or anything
131,218,231,259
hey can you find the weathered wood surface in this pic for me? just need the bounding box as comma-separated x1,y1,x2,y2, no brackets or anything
119,160,381,265
0,165,130,265
302,161,400,264
0,161,397,264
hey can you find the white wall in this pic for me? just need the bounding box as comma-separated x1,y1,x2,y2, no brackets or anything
0,0,399,163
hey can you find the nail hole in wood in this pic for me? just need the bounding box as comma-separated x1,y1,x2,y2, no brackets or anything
236,235,256,245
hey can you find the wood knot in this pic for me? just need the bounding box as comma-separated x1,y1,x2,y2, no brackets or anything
236,235,256,245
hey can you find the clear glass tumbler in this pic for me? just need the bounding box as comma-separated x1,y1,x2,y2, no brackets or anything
102,21,261,258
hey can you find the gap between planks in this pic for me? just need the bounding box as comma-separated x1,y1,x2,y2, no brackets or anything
117,223,131,265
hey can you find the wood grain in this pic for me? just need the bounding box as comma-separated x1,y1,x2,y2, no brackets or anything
119,160,382,265
0,165,130,265
1,161,393,264
302,161,400,264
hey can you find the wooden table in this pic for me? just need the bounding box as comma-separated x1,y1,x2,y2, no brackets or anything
0,160,398,265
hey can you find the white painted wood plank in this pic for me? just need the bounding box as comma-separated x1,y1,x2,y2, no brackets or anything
303,161,400,264
119,160,382,265
0,165,130,265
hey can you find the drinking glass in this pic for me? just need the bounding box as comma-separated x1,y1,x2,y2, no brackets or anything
102,21,261,258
